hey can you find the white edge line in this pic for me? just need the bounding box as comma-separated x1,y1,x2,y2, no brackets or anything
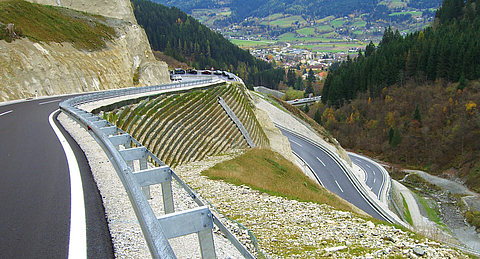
292,151,324,187
0,110,13,117
49,110,87,259
335,180,344,193
39,99,62,105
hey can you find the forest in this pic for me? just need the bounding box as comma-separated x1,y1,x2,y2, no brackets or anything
131,0,285,89
322,0,480,106
312,0,480,191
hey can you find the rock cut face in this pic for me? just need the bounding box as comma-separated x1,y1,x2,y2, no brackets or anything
25,0,137,23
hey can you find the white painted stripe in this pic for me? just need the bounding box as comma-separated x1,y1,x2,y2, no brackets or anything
316,157,326,167
335,180,344,192
0,110,13,117
290,140,302,147
49,111,87,259
372,170,376,175
366,164,371,168
39,99,62,105
374,178,376,183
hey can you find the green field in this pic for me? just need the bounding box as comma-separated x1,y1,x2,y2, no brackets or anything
229,39,274,46
279,32,339,43
331,19,345,28
353,20,367,27
316,25,333,32
317,15,335,23
389,11,423,17
269,15,306,27
379,0,407,8
297,43,362,52
296,27,315,36
265,13,284,20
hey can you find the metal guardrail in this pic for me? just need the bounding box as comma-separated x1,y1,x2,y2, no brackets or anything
59,79,255,259
286,96,321,105
274,124,404,227
348,153,391,204
217,97,255,148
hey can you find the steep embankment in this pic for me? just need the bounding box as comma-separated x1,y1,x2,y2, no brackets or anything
0,0,169,101
95,82,270,167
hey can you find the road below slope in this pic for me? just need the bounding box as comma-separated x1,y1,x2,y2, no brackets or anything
0,97,113,258
348,154,386,200
280,129,386,221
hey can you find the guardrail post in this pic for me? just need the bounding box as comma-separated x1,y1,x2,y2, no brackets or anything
198,229,215,259
161,179,174,214
157,206,216,258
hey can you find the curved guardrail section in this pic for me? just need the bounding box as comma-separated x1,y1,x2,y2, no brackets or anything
59,79,255,259
347,153,391,205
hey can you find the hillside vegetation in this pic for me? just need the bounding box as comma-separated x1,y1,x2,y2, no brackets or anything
0,0,115,50
311,0,480,191
202,148,360,214
322,0,480,105
97,83,268,167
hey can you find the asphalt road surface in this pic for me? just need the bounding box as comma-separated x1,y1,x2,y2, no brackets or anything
349,153,386,200
0,97,113,258
281,129,386,221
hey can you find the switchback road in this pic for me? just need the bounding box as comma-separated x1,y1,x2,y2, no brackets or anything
281,129,387,221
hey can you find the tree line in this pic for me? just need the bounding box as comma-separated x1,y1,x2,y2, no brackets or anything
131,0,284,89
322,0,480,106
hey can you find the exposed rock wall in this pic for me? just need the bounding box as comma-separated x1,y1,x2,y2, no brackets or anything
26,0,137,23
0,0,169,102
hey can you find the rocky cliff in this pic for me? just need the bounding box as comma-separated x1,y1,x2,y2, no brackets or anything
0,0,169,102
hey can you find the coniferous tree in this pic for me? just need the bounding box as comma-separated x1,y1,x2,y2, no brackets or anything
413,105,422,125
391,128,402,147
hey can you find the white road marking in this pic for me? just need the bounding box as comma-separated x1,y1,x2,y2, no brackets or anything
39,99,62,105
366,164,371,168
289,140,302,147
374,178,376,183
335,180,344,192
316,157,326,167
49,110,87,259
0,110,13,117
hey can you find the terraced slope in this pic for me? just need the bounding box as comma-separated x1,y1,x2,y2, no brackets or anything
98,83,269,167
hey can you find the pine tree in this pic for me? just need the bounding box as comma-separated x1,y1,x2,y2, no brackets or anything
391,128,402,147
457,74,467,90
413,105,422,125
388,127,394,144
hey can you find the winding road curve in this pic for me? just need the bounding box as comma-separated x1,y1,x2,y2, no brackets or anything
280,129,388,221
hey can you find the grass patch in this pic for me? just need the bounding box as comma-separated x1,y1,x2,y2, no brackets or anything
352,20,367,27
389,11,423,17
402,194,413,226
265,13,284,20
0,0,115,50
316,25,333,32
202,148,358,213
331,19,345,28
296,27,315,36
417,194,447,228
